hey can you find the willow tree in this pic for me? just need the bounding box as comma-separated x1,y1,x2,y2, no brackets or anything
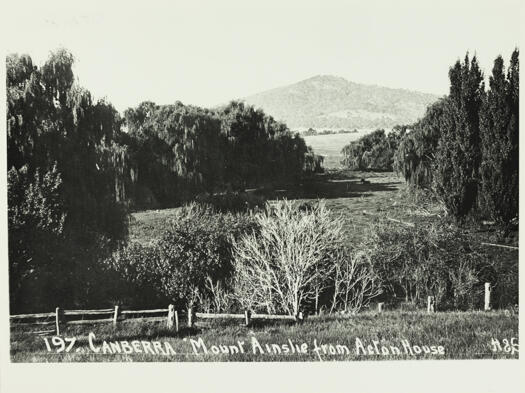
341,129,400,171
219,101,271,189
266,119,308,182
394,99,447,189
124,101,226,207
155,104,225,196
7,49,129,312
123,100,312,208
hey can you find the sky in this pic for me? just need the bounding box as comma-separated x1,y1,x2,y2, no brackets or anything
3,0,523,113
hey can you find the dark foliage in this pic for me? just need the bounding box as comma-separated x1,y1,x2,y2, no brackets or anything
479,50,519,224
7,50,129,312
303,146,324,174
432,54,484,219
195,192,266,213
365,220,504,310
123,100,314,208
107,205,257,308
341,128,405,171
394,101,446,189
395,50,519,225
7,49,322,313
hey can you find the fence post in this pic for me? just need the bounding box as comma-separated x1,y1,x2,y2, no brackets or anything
244,310,251,327
187,307,193,328
378,302,384,313
167,304,175,329
175,310,179,332
427,296,435,313
484,283,492,311
55,307,61,336
296,311,304,324
113,305,119,326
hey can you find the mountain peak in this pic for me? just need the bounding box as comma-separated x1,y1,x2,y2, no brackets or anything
305,74,347,82
244,76,439,130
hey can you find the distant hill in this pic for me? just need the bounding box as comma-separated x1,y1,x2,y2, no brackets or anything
242,75,440,130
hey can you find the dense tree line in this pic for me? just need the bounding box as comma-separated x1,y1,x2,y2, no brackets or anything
395,50,519,224
7,50,129,312
341,128,405,171
7,49,319,312
303,127,357,136
123,100,316,208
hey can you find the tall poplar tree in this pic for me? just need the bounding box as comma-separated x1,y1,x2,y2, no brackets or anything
479,49,519,224
432,54,485,219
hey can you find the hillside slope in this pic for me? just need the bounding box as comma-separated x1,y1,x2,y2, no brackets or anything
243,75,440,130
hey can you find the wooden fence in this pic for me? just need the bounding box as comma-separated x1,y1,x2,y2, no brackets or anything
375,282,494,313
10,306,304,336
11,282,496,334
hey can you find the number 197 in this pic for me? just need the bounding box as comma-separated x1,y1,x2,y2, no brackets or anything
43,336,76,353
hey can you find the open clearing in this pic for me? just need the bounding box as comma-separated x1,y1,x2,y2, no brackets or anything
131,170,408,245
131,170,440,246
131,169,518,248
303,132,367,168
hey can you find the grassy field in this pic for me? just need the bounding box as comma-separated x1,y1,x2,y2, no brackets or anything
303,132,367,168
10,311,518,362
131,170,439,246
130,169,518,247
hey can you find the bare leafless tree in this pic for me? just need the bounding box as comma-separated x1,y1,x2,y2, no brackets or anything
330,248,382,314
232,200,344,316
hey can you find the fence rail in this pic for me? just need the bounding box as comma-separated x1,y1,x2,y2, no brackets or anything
195,312,245,319
121,309,168,315
11,282,496,335
10,305,303,335
10,312,55,319
63,309,114,316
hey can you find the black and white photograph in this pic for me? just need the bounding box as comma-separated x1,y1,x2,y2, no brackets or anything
1,0,522,391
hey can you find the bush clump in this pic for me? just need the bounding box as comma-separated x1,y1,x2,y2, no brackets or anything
107,203,256,309
232,200,380,315
195,191,266,213
363,220,500,310
341,128,405,171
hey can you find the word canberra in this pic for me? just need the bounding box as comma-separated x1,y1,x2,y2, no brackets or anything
88,333,176,355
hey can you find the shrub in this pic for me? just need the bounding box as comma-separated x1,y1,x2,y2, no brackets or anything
490,251,519,308
330,247,382,314
108,203,256,309
232,200,347,315
105,242,166,308
8,164,67,312
364,220,495,310
195,191,266,213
